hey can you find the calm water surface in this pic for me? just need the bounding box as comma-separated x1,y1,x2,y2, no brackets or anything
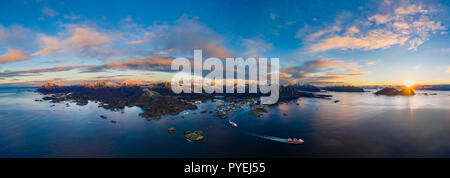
0,87,449,157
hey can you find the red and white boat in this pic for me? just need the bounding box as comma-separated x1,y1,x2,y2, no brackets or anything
287,138,304,144
228,120,238,127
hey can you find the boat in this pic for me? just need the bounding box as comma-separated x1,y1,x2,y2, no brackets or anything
228,120,238,127
287,138,304,144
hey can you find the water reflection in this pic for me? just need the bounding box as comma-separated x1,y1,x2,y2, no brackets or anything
0,88,449,157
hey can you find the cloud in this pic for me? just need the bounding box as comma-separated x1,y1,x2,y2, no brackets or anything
160,16,230,58
270,13,278,20
1,15,236,82
305,3,446,53
280,58,370,84
242,37,273,57
368,14,391,25
441,48,450,53
394,4,428,15
33,35,61,56
105,57,173,70
447,67,450,74
0,65,84,79
0,56,174,79
347,26,360,34
128,39,149,45
67,27,110,49
0,24,35,51
41,6,59,18
79,57,174,73
22,15,233,66
299,26,342,42
33,26,112,57
64,12,81,20
309,29,408,53
126,16,231,58
0,25,35,64
0,49,28,64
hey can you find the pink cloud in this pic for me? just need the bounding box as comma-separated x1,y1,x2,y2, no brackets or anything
0,49,28,64
33,27,111,56
308,29,408,53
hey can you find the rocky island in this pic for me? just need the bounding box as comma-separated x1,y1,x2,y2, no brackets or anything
374,87,415,96
184,130,204,141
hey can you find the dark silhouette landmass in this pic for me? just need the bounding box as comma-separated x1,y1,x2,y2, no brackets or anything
360,84,450,91
375,87,415,96
322,86,365,92
295,84,321,92
37,81,333,120
38,82,197,120
413,85,450,91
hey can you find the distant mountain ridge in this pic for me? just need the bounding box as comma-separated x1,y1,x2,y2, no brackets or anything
321,86,364,92
37,82,68,94
361,84,450,91
295,84,321,92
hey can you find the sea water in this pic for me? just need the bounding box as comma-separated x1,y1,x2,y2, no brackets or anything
0,87,449,157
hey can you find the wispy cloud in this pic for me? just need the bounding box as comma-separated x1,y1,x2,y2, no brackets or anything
280,58,370,84
78,57,175,73
269,12,278,20
124,15,231,58
63,12,81,20
297,26,342,42
41,6,59,18
309,29,408,53
0,65,84,79
242,37,273,57
305,3,446,53
441,48,450,53
0,55,176,80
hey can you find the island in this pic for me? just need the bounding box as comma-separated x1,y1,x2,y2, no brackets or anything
374,87,415,96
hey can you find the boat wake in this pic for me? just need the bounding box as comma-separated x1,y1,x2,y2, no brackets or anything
244,132,304,144
231,111,304,144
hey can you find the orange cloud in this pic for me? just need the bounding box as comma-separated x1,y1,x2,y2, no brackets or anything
67,27,110,50
308,29,408,53
394,4,428,15
33,27,111,56
105,57,173,70
0,49,28,64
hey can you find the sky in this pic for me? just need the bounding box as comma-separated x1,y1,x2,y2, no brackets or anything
0,0,449,86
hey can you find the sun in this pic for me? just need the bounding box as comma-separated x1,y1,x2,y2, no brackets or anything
404,80,415,87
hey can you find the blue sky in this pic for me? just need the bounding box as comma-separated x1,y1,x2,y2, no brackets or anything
0,0,449,86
